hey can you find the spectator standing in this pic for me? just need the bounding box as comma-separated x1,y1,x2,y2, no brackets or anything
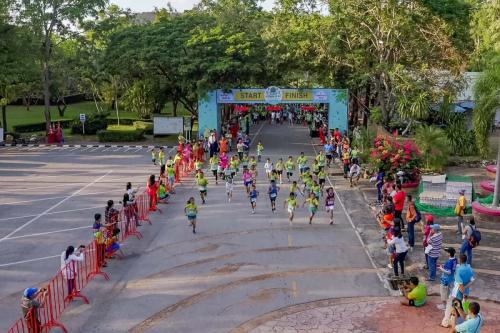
375,168,385,203
21,287,48,332
93,213,107,268
405,195,419,250
441,254,476,327
460,217,476,265
61,245,85,295
426,224,443,281
393,184,406,229
387,230,408,277
422,214,434,269
455,189,467,235
438,247,457,310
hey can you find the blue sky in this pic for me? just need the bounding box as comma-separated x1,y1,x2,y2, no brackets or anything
112,0,275,12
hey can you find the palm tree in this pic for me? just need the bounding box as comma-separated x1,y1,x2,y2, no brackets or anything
415,125,450,172
397,90,430,136
474,54,500,158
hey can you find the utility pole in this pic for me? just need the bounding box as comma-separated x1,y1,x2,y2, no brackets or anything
494,137,500,207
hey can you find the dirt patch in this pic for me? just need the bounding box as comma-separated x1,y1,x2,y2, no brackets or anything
196,243,220,253
248,288,290,302
212,263,254,275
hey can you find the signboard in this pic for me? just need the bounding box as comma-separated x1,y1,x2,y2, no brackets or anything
79,114,86,122
217,88,324,104
154,117,183,135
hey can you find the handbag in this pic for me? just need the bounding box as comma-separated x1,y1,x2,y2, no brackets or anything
424,244,433,254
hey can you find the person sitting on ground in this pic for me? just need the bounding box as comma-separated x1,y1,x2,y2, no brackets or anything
158,180,170,204
450,301,483,333
401,276,427,307
21,287,48,331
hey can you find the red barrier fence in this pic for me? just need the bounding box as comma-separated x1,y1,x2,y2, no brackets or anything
7,168,192,332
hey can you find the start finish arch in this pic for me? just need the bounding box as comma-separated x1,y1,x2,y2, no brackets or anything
198,88,348,135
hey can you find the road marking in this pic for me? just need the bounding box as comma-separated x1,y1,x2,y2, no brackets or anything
3,225,91,240
248,122,265,149
0,188,124,205
310,141,391,293
0,171,112,241
0,254,61,267
0,205,102,221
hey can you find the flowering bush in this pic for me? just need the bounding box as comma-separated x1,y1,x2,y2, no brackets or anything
370,136,422,173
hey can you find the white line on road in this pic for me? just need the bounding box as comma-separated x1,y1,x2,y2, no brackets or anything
0,254,60,268
0,171,112,242
248,122,265,149
3,225,91,241
310,141,391,293
0,205,103,221
0,188,124,205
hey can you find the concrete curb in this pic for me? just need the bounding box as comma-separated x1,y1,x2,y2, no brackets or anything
1,144,173,149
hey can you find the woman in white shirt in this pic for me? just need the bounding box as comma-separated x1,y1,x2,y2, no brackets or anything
388,230,409,277
61,245,85,295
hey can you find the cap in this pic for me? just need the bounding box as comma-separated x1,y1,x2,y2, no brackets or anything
431,224,441,231
24,288,38,299
445,247,456,256
459,189,465,194
426,214,434,222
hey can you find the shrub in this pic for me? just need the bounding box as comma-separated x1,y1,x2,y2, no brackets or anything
71,113,108,135
133,121,153,135
370,136,422,173
97,128,145,142
445,116,476,156
13,119,73,133
415,125,450,172
106,118,137,126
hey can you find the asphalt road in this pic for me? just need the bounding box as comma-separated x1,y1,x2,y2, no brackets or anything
0,123,388,332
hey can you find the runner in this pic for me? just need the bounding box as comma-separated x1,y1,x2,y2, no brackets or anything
311,180,321,199
268,180,280,213
225,174,234,202
302,170,313,197
297,152,308,176
316,150,326,170
264,158,273,180
151,148,157,166
285,156,295,182
311,159,320,177
284,192,298,223
325,187,335,225
324,140,334,167
241,153,249,170
318,167,327,192
230,155,239,179
167,163,176,193
303,193,319,224
236,139,245,160
257,141,264,162
196,171,208,204
243,168,253,194
249,155,257,169
248,184,259,214
275,158,284,184
209,154,219,185
290,180,302,197
194,159,203,173
158,147,165,166
184,197,198,234
223,165,233,182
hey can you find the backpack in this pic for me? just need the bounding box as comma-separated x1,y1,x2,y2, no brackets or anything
415,208,422,223
469,227,481,248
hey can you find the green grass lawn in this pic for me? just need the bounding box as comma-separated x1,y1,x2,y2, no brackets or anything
4,101,190,132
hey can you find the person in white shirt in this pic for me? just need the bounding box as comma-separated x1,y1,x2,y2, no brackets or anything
61,245,85,295
264,158,274,180
349,159,361,187
388,230,409,276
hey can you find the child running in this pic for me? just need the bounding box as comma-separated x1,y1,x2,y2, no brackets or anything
264,158,273,180
318,167,327,192
243,168,253,194
225,175,234,202
303,193,319,224
250,164,258,185
268,180,280,213
297,152,308,176
311,180,321,199
248,184,259,214
209,154,219,185
284,192,298,223
257,142,264,162
184,197,198,234
285,156,295,182
275,158,284,184
197,171,208,204
151,148,157,166
325,187,335,225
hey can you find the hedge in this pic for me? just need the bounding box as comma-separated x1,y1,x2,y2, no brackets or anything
106,118,138,126
133,121,153,135
71,113,108,134
13,119,73,133
97,129,145,142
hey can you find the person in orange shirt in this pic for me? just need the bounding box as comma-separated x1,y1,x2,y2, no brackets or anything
219,137,229,154
378,208,395,231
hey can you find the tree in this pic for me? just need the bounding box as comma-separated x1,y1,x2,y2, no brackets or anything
473,54,500,158
415,125,451,172
122,80,157,119
18,0,107,132
471,0,500,69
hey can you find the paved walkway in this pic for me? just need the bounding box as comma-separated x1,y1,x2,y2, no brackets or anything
234,296,500,333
